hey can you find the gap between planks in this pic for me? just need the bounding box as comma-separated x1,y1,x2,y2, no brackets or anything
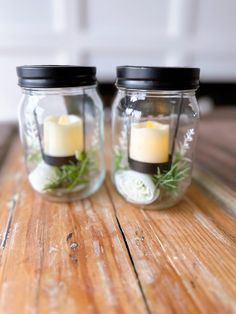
105,175,236,314
104,181,152,314
1,124,236,314
0,139,150,314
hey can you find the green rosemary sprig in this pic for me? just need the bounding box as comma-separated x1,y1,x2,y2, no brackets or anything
152,153,190,193
44,151,92,192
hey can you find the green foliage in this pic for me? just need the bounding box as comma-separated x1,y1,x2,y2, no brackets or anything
152,153,190,193
44,151,93,192
114,148,189,193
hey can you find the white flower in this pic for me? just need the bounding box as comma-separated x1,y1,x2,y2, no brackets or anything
115,170,159,205
29,161,59,193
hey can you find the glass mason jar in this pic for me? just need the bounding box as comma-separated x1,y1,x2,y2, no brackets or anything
111,66,200,210
17,65,105,202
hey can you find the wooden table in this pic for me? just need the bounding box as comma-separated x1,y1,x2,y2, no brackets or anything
0,108,235,314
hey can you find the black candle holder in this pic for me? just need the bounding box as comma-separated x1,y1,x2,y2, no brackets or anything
128,155,172,174
42,153,78,167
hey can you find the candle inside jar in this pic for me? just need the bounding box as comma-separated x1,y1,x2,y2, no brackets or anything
129,120,169,163
44,114,83,157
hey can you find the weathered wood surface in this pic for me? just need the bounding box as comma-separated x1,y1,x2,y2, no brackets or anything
195,107,236,213
196,108,236,189
0,123,16,165
106,179,236,314
0,141,147,313
0,109,235,314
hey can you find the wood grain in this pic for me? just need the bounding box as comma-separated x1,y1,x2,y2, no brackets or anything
105,176,236,314
0,138,22,255
0,108,235,314
0,123,16,166
0,139,147,314
195,108,236,214
196,108,236,193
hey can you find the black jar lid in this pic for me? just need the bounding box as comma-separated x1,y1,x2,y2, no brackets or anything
116,66,200,90
16,65,97,88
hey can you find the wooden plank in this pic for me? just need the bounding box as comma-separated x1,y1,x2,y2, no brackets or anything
0,142,148,313
0,123,16,166
195,108,236,212
0,137,22,256
188,182,236,240
105,177,236,314
193,167,236,215
196,109,236,193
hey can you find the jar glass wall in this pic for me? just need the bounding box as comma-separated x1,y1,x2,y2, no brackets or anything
17,66,105,202
111,66,200,210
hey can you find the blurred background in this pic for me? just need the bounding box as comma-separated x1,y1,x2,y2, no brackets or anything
0,0,236,120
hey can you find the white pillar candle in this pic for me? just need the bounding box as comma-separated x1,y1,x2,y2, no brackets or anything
129,120,169,163
44,114,83,157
